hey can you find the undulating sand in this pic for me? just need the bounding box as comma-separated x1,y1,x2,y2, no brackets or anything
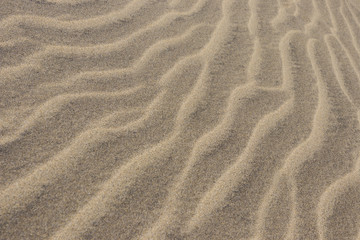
1,0,360,239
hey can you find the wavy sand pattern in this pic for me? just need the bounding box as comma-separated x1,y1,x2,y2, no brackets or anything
1,0,360,239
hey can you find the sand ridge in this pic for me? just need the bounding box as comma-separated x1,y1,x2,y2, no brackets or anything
1,0,360,239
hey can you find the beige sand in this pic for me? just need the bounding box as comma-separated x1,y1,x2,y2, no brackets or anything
1,0,360,239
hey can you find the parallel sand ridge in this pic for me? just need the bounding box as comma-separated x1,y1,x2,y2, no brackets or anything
1,0,360,239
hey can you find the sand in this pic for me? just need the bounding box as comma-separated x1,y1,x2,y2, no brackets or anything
1,0,360,239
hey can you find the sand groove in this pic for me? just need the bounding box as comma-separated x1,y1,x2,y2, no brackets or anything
1,0,360,239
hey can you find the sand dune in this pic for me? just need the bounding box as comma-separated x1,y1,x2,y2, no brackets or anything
1,0,360,239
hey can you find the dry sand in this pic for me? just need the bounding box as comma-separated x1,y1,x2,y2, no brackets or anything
1,0,360,239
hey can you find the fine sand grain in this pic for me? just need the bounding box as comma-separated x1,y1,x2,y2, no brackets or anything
1,0,360,239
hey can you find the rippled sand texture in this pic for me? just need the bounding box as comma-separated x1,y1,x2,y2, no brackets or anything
1,0,360,239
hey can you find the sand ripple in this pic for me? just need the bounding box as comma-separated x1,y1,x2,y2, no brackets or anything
1,0,360,239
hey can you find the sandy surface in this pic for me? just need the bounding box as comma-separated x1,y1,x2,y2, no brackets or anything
1,0,360,239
